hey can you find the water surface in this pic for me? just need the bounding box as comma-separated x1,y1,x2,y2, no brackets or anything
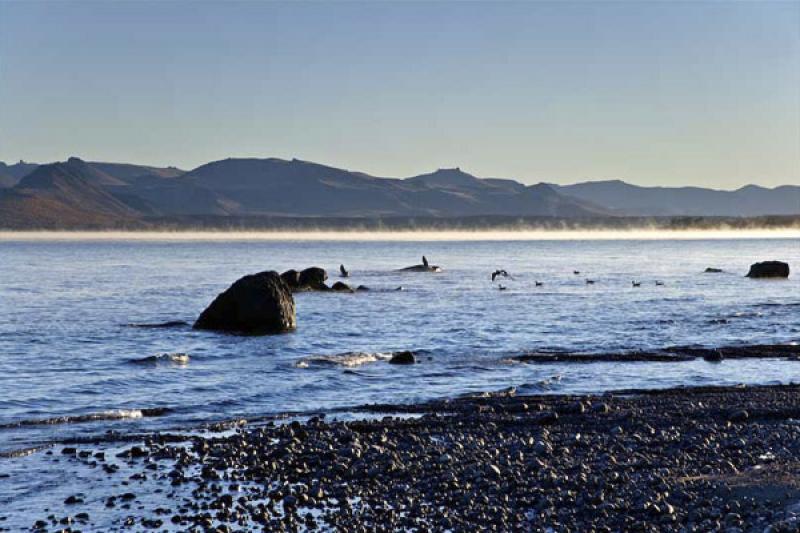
0,233,798,454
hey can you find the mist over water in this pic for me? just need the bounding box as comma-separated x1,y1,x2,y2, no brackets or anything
1,228,798,241
0,232,799,455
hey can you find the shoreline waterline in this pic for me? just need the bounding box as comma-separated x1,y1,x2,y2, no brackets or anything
1,228,799,242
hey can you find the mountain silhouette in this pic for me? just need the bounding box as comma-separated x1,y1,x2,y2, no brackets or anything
0,156,796,228
552,179,800,217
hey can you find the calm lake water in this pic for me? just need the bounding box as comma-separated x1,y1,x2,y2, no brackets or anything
1,232,799,528
0,232,799,453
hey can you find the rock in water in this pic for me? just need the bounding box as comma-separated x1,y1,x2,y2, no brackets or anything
331,281,354,292
746,261,790,279
298,267,328,290
194,271,296,334
704,267,723,273
280,269,301,289
389,351,416,365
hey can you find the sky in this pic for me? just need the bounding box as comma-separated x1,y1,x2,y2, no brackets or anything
0,0,798,189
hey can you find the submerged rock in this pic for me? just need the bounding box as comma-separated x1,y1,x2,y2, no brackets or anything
194,271,296,334
331,281,354,293
746,261,789,278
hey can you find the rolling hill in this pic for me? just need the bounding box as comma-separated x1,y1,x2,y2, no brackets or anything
0,156,796,228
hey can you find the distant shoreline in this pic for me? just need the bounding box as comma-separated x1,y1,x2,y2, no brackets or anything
1,227,798,241
2,214,799,233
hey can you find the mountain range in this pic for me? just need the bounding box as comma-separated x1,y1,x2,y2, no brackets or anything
0,156,797,229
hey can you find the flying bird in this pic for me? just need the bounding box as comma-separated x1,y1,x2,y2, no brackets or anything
491,269,512,282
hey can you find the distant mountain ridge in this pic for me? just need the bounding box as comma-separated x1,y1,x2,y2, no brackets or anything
182,158,607,218
0,156,797,228
0,161,39,188
550,179,800,217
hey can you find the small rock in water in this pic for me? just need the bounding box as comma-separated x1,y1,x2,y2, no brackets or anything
331,281,354,292
388,351,416,365
746,261,790,279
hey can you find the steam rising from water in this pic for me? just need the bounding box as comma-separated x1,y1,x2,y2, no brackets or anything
0,229,798,241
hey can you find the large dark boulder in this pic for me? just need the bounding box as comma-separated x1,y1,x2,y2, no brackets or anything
298,267,328,290
194,271,296,334
746,261,789,279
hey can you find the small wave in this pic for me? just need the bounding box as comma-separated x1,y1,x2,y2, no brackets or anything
125,320,189,329
295,352,393,368
519,375,564,392
707,311,762,324
128,352,190,365
0,408,170,430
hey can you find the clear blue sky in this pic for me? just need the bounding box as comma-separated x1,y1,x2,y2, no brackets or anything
1,0,798,188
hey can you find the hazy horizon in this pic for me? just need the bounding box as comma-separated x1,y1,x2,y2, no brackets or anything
2,228,799,242
1,1,798,189
1,154,798,193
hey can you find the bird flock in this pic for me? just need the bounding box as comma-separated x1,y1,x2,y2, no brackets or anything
340,257,666,291
491,266,665,290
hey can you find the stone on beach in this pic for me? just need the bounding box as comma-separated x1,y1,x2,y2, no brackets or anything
193,271,296,334
38,383,800,532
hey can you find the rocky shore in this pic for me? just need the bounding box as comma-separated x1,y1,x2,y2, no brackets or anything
12,384,800,532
